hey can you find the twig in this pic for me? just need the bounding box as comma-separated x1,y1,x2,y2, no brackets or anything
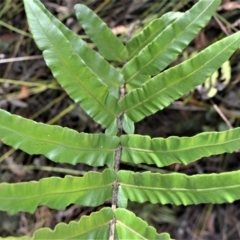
210,99,232,129
109,84,125,240
0,55,42,63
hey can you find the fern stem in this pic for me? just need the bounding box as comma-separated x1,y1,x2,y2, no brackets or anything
110,84,126,240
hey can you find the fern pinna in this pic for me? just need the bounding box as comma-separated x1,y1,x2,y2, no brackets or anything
0,0,240,239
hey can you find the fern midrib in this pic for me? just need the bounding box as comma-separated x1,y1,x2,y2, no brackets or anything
127,20,167,59
35,0,122,90
79,6,126,62
0,183,113,200
122,136,240,154
120,182,240,192
67,32,121,89
123,35,239,114
127,13,183,60
0,125,116,153
67,223,110,240
28,2,118,120
124,0,215,84
116,220,148,240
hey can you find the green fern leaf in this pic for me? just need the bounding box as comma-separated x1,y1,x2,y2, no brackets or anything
126,12,183,60
120,31,240,123
30,207,171,240
0,109,119,167
75,4,128,61
115,208,172,239
23,0,120,130
120,128,240,167
118,170,240,205
0,169,114,214
123,12,183,91
122,0,221,90
29,0,124,98
33,207,113,239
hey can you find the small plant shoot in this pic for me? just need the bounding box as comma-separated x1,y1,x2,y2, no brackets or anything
0,0,240,239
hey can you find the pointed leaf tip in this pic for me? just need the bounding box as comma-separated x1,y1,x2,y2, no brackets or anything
121,31,240,123
23,0,120,129
122,0,221,89
75,4,128,61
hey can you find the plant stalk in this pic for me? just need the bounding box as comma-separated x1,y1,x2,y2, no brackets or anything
109,84,125,240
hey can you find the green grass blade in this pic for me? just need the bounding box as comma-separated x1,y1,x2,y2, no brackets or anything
33,207,113,239
120,128,240,167
23,0,120,129
0,170,115,214
75,4,128,62
122,0,221,90
118,170,240,205
115,208,172,239
0,109,119,167
120,31,240,123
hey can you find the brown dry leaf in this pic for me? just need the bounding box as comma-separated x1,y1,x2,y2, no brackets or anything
112,25,128,35
0,33,18,43
35,206,53,228
5,157,25,177
194,30,209,48
207,213,216,234
218,1,240,11
18,86,29,99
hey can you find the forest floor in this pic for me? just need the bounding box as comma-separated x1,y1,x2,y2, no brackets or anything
0,0,240,239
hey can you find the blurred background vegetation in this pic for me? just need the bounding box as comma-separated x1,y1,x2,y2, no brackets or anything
0,0,240,239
